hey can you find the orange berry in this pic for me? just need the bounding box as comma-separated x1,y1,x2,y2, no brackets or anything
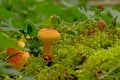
97,20,106,29
9,51,30,69
7,48,21,55
17,40,25,48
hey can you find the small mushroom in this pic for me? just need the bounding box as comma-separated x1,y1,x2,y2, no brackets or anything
38,28,60,61
9,51,30,69
7,48,21,56
97,20,106,29
97,3,103,9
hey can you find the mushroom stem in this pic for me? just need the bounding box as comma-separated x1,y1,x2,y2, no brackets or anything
43,41,53,61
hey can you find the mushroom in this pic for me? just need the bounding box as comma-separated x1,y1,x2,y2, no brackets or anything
38,28,60,61
9,51,30,69
7,48,21,55
97,20,106,29
97,3,103,9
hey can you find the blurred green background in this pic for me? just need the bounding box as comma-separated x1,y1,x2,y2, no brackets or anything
0,0,120,24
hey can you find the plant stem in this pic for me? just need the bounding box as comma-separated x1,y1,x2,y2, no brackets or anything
98,66,119,79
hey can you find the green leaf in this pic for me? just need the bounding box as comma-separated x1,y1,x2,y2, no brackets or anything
0,8,14,19
0,32,20,51
60,0,79,7
48,15,60,28
2,68,22,76
22,76,35,80
0,62,9,68
106,7,120,24
0,21,17,31
27,24,33,34
63,7,87,22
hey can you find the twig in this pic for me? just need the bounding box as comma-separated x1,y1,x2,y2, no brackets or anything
98,65,119,80
0,50,6,54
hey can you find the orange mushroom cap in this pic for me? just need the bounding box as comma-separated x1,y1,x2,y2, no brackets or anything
38,28,60,42
7,48,21,55
9,51,30,69
97,20,106,29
